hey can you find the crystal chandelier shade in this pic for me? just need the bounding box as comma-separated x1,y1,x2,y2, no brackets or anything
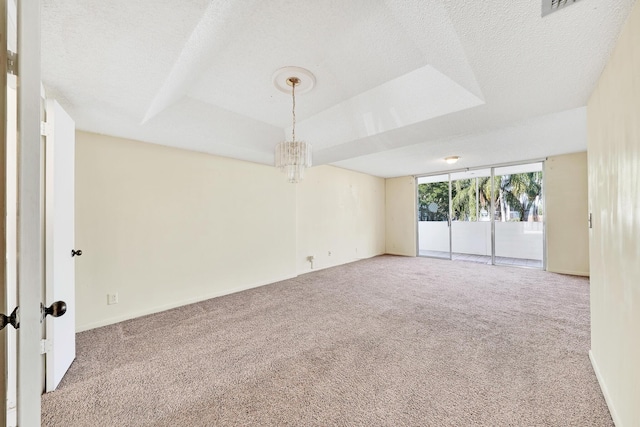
274,75,312,183
275,140,312,183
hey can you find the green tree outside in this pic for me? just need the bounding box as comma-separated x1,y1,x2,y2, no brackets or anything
418,172,543,223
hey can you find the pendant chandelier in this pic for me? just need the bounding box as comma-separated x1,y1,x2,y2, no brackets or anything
274,68,314,183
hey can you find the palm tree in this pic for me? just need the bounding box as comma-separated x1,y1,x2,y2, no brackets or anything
419,172,542,223
499,172,542,221
451,179,476,221
450,176,504,222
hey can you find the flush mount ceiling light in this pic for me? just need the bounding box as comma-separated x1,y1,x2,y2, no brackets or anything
273,67,315,184
445,156,460,164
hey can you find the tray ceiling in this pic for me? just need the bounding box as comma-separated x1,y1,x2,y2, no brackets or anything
42,0,637,177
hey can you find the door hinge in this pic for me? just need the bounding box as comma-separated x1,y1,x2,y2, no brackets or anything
41,121,52,137
7,50,18,75
40,339,52,355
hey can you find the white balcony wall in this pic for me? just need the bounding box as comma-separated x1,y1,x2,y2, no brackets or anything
495,222,543,260
418,221,450,252
451,222,491,255
419,221,543,260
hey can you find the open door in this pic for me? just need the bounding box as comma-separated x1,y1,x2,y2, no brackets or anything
1,1,12,424
44,99,76,392
3,3,76,425
2,1,18,424
3,2,65,426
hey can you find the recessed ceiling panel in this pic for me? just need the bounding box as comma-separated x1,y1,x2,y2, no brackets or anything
332,108,587,178
185,0,482,128
292,65,484,151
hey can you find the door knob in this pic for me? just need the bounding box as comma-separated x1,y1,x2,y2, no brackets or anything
0,307,19,331
41,301,67,320
2,302,68,330
71,249,82,257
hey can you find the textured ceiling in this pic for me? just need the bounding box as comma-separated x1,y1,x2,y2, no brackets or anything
42,0,637,178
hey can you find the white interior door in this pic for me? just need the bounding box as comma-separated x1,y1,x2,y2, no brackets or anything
3,1,18,424
4,2,71,424
1,1,15,425
2,1,43,425
44,99,76,392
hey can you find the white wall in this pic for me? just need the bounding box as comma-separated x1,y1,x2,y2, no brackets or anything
75,132,386,331
545,152,589,276
385,176,416,256
587,2,640,426
75,132,297,331
296,165,386,273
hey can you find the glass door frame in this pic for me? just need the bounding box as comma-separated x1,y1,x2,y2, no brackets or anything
416,159,547,270
416,173,452,260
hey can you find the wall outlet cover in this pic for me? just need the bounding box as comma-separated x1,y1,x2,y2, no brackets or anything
107,293,119,305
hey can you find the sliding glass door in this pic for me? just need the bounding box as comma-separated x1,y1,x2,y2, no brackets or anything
417,174,450,259
492,163,544,268
417,162,544,269
450,169,492,263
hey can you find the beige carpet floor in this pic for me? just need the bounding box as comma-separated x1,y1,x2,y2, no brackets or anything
42,255,612,426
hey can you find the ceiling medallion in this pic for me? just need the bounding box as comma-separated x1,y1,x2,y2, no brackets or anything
273,67,315,184
272,66,316,94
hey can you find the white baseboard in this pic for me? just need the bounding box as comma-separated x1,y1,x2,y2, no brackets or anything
589,350,623,427
547,267,589,277
7,405,16,427
76,273,297,332
298,252,384,275
385,251,416,257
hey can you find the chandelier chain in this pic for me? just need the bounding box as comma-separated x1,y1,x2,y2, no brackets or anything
274,72,311,183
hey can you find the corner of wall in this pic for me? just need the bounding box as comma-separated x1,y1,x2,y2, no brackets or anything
295,165,386,275
385,176,417,257
544,152,589,276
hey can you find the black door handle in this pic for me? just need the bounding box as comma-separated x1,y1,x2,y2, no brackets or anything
42,301,67,320
2,301,68,330
0,307,19,330
71,249,82,257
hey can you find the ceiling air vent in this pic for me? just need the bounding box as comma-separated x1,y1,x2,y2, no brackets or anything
542,0,582,17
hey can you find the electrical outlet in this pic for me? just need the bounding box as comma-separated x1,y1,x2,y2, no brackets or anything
107,293,119,305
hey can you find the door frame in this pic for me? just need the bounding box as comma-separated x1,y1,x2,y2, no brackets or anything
416,158,547,270
415,173,452,260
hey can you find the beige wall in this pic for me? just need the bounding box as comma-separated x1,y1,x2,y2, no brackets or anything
75,132,297,331
385,176,416,256
75,132,386,331
545,152,589,276
296,166,385,273
587,2,640,426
